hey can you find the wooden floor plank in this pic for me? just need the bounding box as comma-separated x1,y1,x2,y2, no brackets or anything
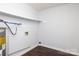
22,46,76,56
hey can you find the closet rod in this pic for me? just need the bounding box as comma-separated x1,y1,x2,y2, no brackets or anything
0,19,22,25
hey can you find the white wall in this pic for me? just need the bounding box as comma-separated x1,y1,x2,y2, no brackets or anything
38,4,79,53
0,3,38,20
0,13,39,55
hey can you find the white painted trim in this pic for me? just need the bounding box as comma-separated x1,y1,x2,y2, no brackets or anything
0,50,2,56
39,44,79,56
8,44,79,56
9,44,38,56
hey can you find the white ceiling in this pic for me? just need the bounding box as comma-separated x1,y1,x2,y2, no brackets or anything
28,3,65,11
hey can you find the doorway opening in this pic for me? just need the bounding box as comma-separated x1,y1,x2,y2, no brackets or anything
0,28,6,56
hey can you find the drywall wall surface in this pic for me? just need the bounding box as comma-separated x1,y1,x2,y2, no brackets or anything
38,4,79,53
0,3,38,20
0,13,39,55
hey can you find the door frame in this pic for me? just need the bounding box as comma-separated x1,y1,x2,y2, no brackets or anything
0,27,6,56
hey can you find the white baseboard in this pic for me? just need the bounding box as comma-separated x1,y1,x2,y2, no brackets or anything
9,44,38,56
39,44,79,56
8,44,79,56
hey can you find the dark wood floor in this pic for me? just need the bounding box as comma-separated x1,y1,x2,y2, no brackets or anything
22,46,76,56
